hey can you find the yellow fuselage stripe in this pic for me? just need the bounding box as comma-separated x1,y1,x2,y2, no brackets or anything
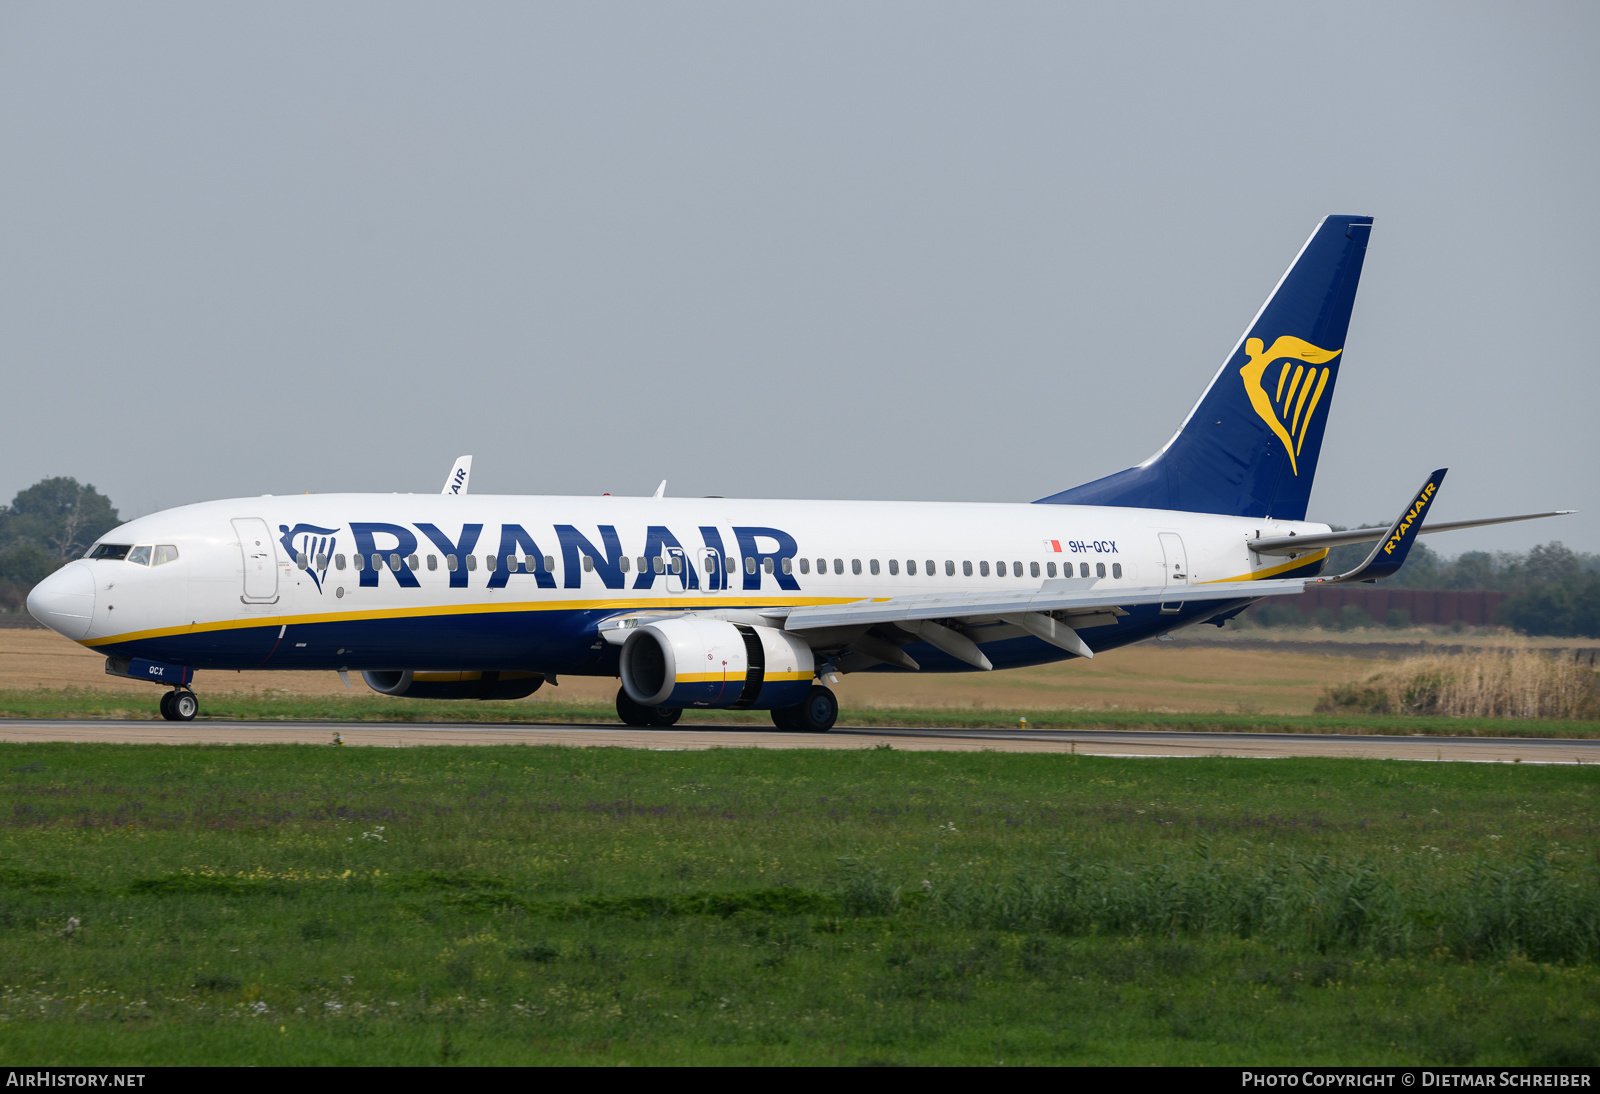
79,595,857,648
1198,549,1327,584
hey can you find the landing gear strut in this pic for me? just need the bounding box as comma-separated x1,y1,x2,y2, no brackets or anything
615,687,681,728
159,688,198,722
771,685,837,733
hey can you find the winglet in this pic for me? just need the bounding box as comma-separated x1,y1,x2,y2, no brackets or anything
1318,468,1446,584
442,455,472,496
652,480,666,499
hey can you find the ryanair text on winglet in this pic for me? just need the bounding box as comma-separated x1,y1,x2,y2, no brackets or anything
1383,481,1437,555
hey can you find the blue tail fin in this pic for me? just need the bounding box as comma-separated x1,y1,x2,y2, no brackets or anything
1036,215,1373,520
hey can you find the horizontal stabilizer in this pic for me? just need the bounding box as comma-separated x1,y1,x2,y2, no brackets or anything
1252,509,1574,555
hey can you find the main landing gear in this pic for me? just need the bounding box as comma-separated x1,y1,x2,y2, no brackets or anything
771,685,837,733
615,688,682,728
159,688,199,722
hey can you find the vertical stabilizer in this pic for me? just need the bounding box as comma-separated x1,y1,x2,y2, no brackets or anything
1037,215,1373,520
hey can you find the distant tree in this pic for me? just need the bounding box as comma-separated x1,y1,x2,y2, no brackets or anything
1498,570,1600,638
1387,539,1445,588
0,542,59,585
0,478,120,561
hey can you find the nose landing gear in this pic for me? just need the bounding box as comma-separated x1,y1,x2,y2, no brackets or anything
159,688,199,722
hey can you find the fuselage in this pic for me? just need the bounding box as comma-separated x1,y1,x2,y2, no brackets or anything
31,492,1330,677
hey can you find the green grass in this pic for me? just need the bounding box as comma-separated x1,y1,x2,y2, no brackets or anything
3,687,1598,737
1,744,1597,1065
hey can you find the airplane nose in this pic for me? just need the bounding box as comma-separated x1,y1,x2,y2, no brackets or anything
27,561,97,640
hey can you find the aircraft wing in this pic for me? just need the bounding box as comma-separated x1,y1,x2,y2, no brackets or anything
775,577,1310,669
780,576,1308,633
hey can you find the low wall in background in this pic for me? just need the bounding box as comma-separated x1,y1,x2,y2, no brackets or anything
1243,586,1509,626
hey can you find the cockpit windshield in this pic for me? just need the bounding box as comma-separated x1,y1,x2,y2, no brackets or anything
127,546,152,566
88,543,131,561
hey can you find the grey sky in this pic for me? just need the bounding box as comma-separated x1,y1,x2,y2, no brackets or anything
2,2,1596,555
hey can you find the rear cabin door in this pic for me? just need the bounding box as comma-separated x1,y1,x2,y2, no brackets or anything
233,518,280,602
1158,532,1188,615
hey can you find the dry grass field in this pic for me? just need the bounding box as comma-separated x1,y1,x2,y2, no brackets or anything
1,626,1380,715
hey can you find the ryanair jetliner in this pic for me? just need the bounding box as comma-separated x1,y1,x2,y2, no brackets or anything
27,216,1571,729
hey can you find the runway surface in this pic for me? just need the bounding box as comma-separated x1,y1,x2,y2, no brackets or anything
2,719,1595,763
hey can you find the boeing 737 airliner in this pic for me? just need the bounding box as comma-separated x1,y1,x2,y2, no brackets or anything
26,216,1571,729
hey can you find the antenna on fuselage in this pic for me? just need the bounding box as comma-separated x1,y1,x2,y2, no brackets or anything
442,455,472,496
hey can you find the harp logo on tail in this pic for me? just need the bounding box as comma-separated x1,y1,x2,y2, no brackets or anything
1239,336,1343,475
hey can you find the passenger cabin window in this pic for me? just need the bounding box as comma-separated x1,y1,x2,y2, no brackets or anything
543,555,555,572
962,560,972,576
799,558,810,574
673,557,684,575
851,559,861,575
486,555,497,572
88,543,132,561
925,559,935,576
815,558,825,574
980,561,990,576
407,555,419,570
154,545,179,566
427,555,437,571
584,556,596,573
995,560,1005,576
295,552,309,570
870,559,880,575
335,554,347,570
619,557,631,573
314,552,328,570
763,558,774,575
653,557,665,574
389,554,401,571
782,558,794,575
1030,561,1040,578
944,560,954,577
740,557,753,575
1080,562,1090,578
446,555,458,571
907,560,917,576
128,545,152,566
1112,563,1123,578
1096,562,1106,578
353,554,365,571
1047,561,1056,577
888,559,899,575
833,558,844,575
1012,561,1023,577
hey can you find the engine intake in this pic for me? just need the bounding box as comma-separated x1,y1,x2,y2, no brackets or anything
619,618,814,709
361,670,544,700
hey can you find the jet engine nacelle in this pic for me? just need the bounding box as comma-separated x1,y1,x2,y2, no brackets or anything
619,618,814,710
361,670,545,701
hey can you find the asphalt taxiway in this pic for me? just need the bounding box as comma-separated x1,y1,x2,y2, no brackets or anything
2,719,1594,763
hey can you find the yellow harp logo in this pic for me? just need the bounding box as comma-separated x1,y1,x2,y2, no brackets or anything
1240,336,1342,475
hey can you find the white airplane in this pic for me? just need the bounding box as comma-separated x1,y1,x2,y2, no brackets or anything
27,216,1571,729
